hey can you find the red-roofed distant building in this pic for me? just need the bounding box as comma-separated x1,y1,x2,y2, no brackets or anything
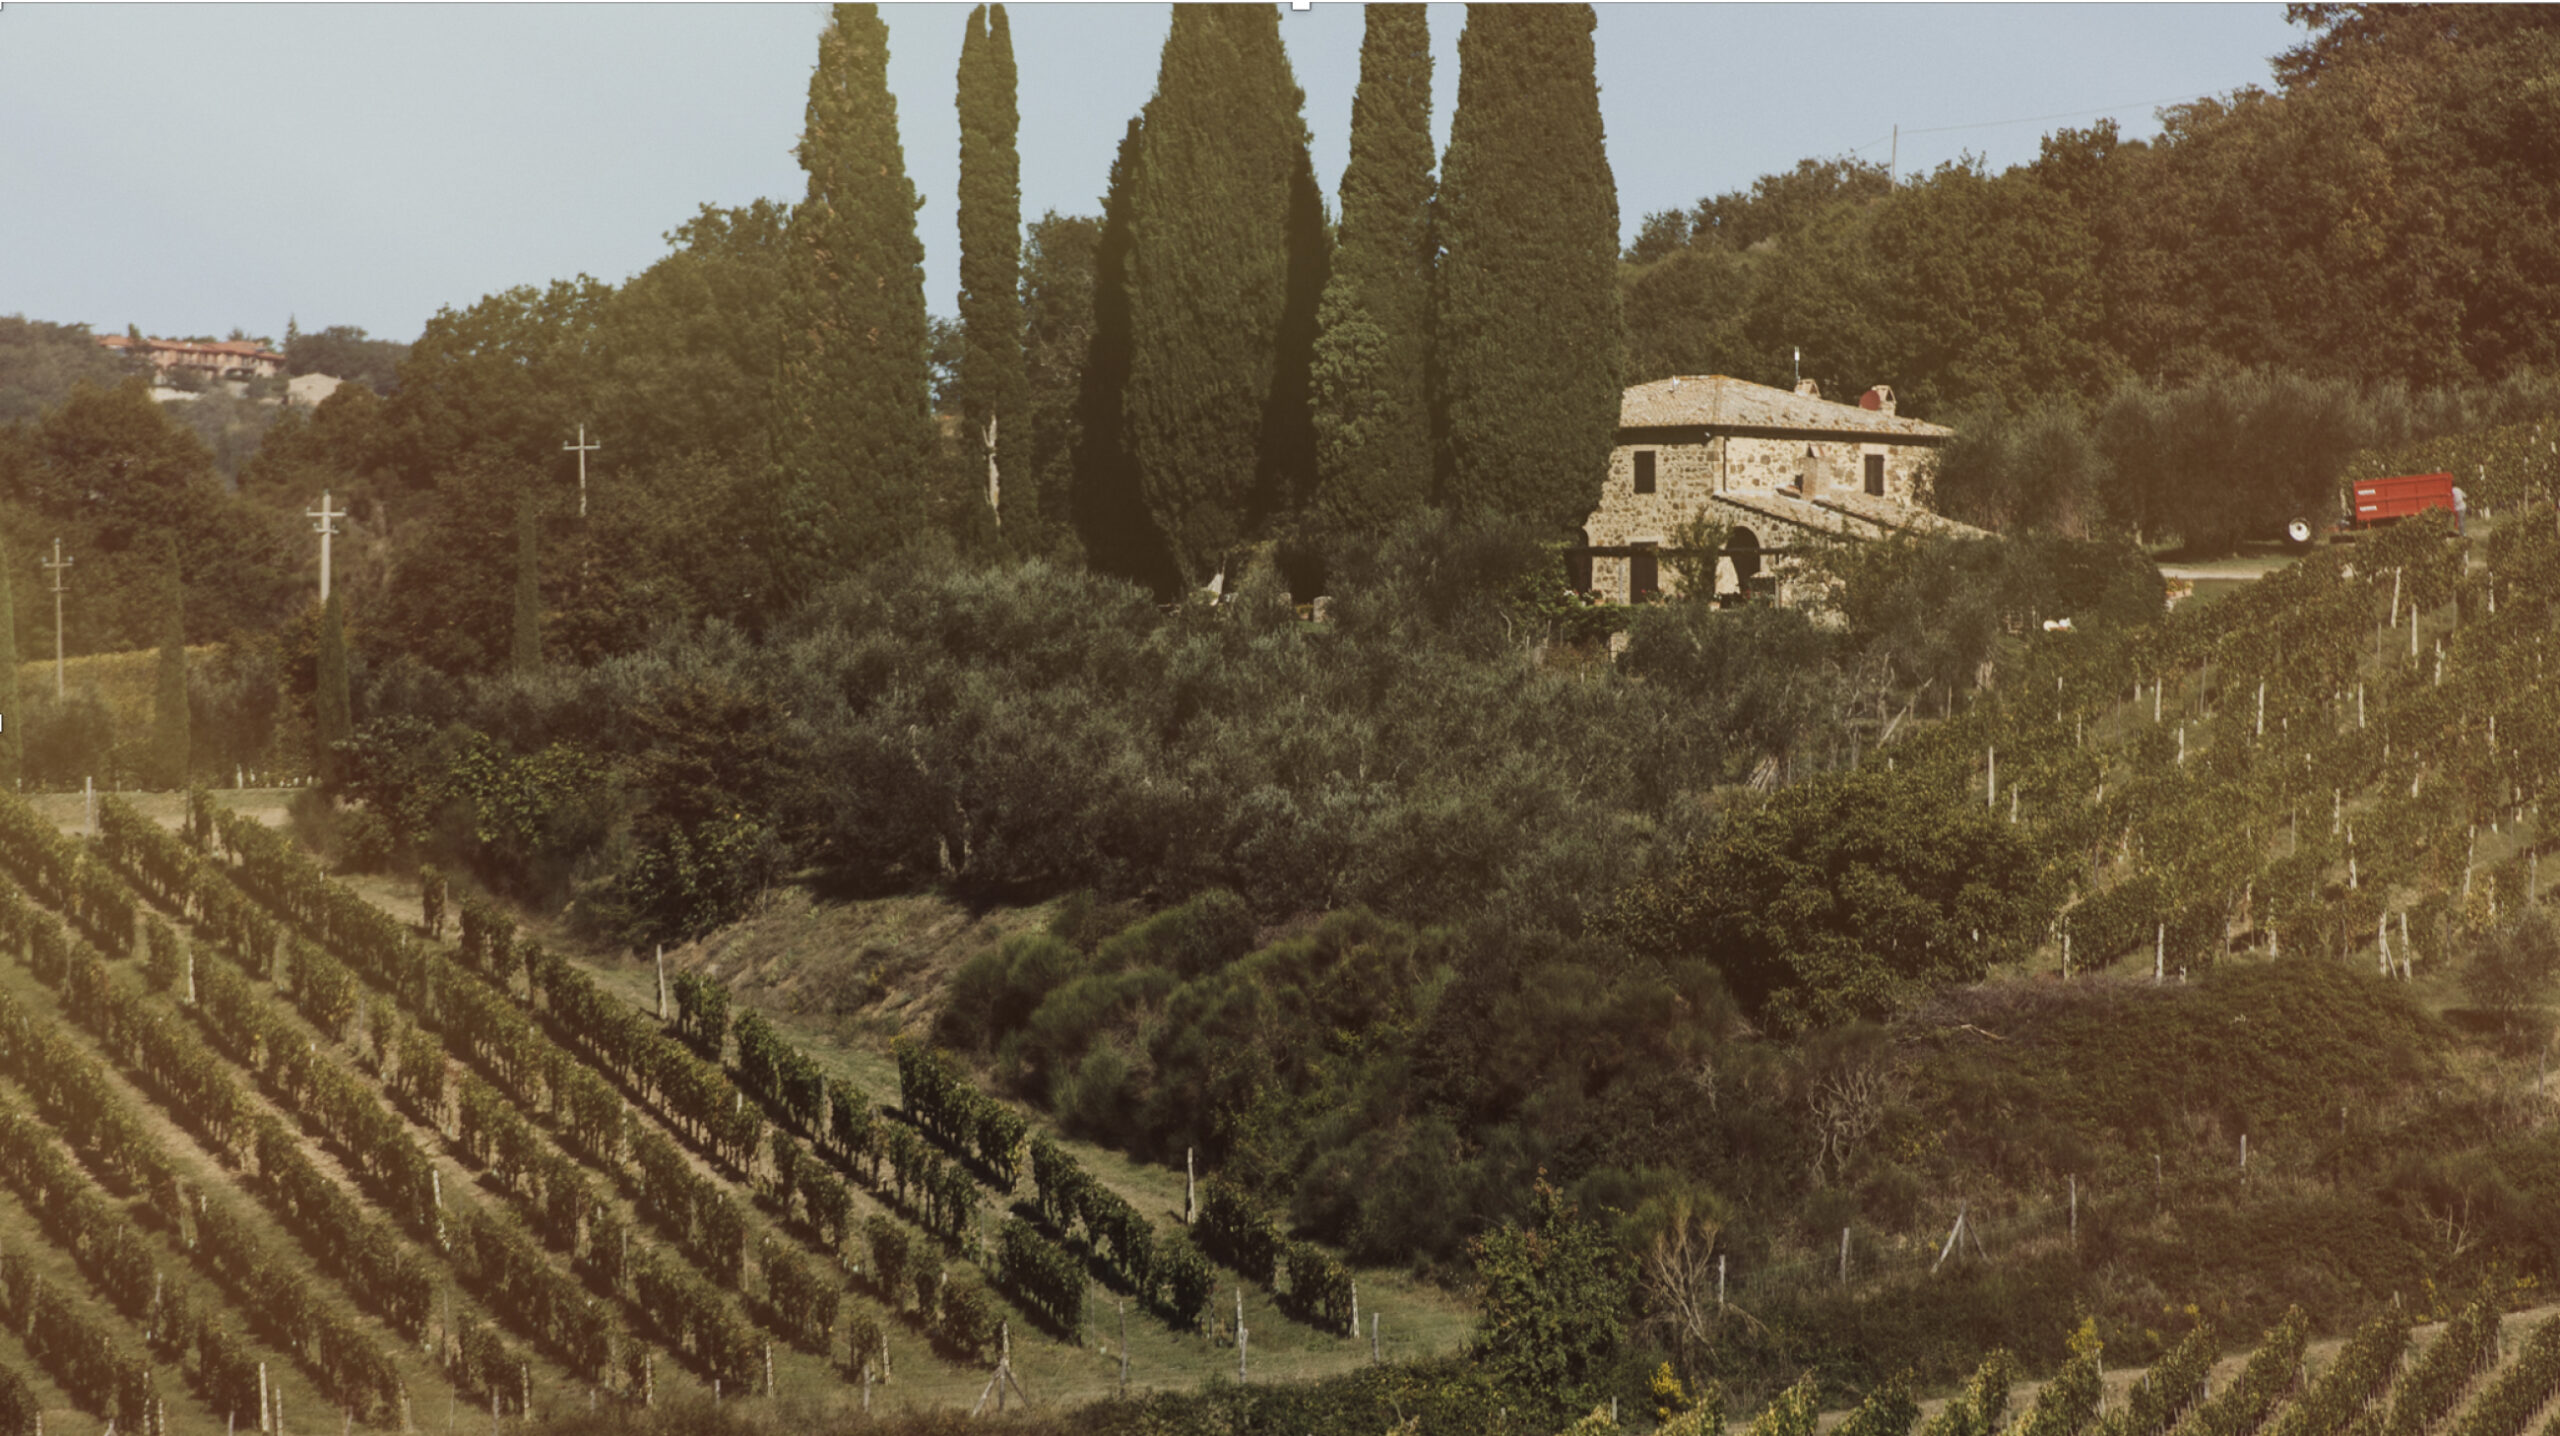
97,333,286,382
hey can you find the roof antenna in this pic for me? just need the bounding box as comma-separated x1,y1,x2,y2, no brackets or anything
1793,346,1801,387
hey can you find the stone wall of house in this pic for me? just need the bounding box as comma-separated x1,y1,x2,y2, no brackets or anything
1720,434,1932,504
1582,434,1938,601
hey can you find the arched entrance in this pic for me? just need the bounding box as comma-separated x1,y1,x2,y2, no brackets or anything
1719,526,1762,602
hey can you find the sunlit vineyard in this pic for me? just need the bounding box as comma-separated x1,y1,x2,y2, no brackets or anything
1557,1294,2559,1436
0,774,1418,1432
1867,499,2550,988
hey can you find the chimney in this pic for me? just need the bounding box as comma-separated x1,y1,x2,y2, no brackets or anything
1860,385,1897,416
1794,378,1822,399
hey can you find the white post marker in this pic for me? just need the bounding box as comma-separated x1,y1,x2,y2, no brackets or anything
306,490,345,603
564,425,601,519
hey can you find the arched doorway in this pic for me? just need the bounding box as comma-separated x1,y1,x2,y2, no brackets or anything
1719,526,1761,602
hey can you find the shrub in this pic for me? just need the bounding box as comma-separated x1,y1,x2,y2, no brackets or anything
337,806,395,873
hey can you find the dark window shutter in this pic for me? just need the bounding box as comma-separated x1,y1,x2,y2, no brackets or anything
1634,450,1656,494
1865,453,1885,496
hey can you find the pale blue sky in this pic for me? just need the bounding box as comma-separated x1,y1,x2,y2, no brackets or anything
0,3,2300,345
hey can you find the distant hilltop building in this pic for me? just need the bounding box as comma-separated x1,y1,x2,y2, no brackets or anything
97,332,286,383
285,372,344,408
1577,374,1984,605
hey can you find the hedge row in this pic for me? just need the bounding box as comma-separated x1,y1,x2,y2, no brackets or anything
186,944,439,1232
163,806,813,1389
0,890,420,1424
2265,1310,2411,1436
630,1247,761,1391
0,939,434,1377
1025,1134,1212,1329
2381,1297,2501,1436
449,1203,624,1385
2185,1308,2308,1436
189,1182,409,1421
632,1124,750,1287
2099,1325,2215,1436
0,1249,153,1426
172,792,957,1381
0,793,138,957
1282,1240,1355,1336
0,1359,37,1436
860,1216,999,1362
757,1238,843,1353
457,1070,603,1254
896,1038,1027,1189
2451,1311,2560,1436
1197,1180,1283,1287
998,1217,1085,1333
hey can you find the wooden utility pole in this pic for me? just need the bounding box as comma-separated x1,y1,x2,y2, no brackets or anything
563,426,600,519
42,538,70,699
306,490,345,602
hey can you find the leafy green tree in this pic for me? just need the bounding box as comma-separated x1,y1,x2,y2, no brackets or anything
1926,398,2113,537
1681,157,1894,256
591,201,796,471
1619,767,2052,1033
149,538,188,788
282,324,410,395
243,382,390,508
1860,158,2122,413
380,277,610,491
0,317,142,425
1116,5,1329,587
2094,370,2368,553
315,591,351,788
1308,4,1435,538
11,378,297,651
1431,4,1622,534
1468,1177,1626,1417
956,4,1026,535
1620,247,1754,387
512,494,541,674
772,2,940,595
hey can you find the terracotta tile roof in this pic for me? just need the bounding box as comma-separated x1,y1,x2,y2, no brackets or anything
93,334,283,362
1620,374,1953,439
1712,487,1991,543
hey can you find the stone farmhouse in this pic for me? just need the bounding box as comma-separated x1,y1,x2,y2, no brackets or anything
1578,374,1985,605
96,333,286,383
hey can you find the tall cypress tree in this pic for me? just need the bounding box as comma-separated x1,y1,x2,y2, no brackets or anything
0,536,19,790
956,4,1027,532
773,3,938,590
315,592,351,789
513,495,542,674
1431,4,1623,534
1310,4,1436,536
149,540,188,790
1069,117,1175,591
1117,5,1329,588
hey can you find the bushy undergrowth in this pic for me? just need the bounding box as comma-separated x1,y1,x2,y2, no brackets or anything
338,512,2144,952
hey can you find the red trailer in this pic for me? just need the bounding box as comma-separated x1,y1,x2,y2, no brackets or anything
2350,471,2456,528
